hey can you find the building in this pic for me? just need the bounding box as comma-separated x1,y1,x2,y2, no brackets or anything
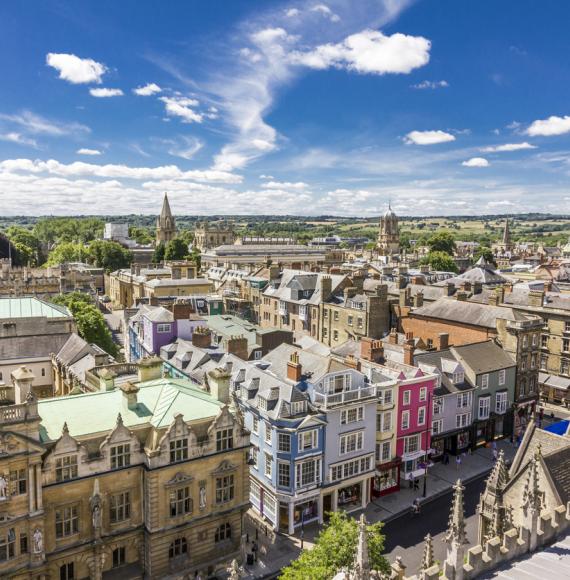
156,192,176,245
376,206,400,256
104,223,130,245
193,222,235,252
493,218,515,256
0,297,76,399
0,358,250,579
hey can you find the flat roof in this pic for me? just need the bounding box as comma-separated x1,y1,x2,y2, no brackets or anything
0,297,71,320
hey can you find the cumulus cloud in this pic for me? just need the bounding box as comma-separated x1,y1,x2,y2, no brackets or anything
76,148,102,155
133,83,162,96
310,4,341,22
462,157,489,167
404,130,455,145
0,132,37,147
160,96,203,123
263,180,308,190
89,88,124,97
290,29,430,75
46,53,107,84
411,79,448,89
481,142,536,152
526,115,570,137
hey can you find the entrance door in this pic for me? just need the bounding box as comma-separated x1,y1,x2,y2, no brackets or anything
323,494,332,520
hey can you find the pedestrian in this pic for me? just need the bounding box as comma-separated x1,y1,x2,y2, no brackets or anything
413,478,419,491
492,448,498,462
456,455,462,470
443,451,449,465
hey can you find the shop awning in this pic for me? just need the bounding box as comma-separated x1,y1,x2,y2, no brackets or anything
401,449,426,461
542,374,570,392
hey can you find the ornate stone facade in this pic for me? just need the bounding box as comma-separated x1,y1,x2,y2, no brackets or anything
377,206,400,256
156,193,176,245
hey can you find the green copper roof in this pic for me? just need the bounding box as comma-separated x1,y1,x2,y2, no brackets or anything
0,297,71,319
38,377,223,442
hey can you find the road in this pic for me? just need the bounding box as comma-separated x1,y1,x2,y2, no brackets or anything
383,473,487,573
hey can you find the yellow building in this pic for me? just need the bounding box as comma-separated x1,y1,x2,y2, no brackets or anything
0,358,250,579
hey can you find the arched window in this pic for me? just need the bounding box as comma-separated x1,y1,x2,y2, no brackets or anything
169,537,187,559
215,523,232,543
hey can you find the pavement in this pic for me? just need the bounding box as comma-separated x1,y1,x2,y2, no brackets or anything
240,439,517,579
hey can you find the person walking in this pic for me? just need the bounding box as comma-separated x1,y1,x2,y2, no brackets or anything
456,455,462,471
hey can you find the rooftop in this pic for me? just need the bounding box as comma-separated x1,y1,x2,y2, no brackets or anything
0,297,71,319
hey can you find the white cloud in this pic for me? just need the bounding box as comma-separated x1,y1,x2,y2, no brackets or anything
481,142,537,152
526,115,570,137
404,130,455,145
133,83,162,96
46,53,107,84
89,87,124,98
291,29,430,75
76,148,102,155
462,157,489,167
165,136,204,160
285,8,300,17
0,132,37,147
0,110,89,136
263,180,308,190
411,79,448,89
311,4,341,22
159,96,203,123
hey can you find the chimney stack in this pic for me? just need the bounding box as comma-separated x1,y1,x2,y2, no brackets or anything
344,355,361,371
437,333,449,351
287,351,303,382
388,327,398,345
456,291,468,302
11,366,35,404
138,355,163,382
403,332,415,366
225,335,249,360
120,381,140,411
98,368,116,391
413,291,424,308
320,276,332,301
445,282,455,297
528,290,545,308
360,337,384,363
192,326,212,349
344,287,358,301
208,366,232,404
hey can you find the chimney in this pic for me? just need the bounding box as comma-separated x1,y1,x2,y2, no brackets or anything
207,366,231,404
120,381,139,411
456,291,468,302
287,351,303,382
268,265,280,282
437,333,449,351
172,303,194,320
352,275,364,292
528,290,545,308
134,264,141,276
226,335,249,360
495,286,505,304
473,282,483,295
320,276,332,301
344,355,361,371
360,337,384,363
344,286,358,301
444,282,455,297
460,281,472,293
411,275,424,285
403,333,415,366
388,327,398,345
399,288,410,307
544,280,553,293
138,355,163,382
98,368,116,391
192,326,212,348
11,366,35,404
413,291,424,308
397,275,407,290
420,264,430,274
375,284,388,300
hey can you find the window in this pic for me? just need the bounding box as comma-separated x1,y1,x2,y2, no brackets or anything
532,334,538,347
278,462,290,487
531,354,537,369
264,423,272,445
403,434,420,455
215,523,232,543
564,339,570,353
419,387,427,402
478,397,491,420
278,433,291,453
452,372,464,384
417,406,426,426
9,469,26,495
215,475,235,504
330,456,371,482
60,563,74,580
216,429,234,451
357,317,363,329
298,430,317,451
334,311,339,321
323,309,328,319
401,410,410,430
323,328,328,338
432,419,443,435
296,458,321,487
110,491,131,523
456,413,471,428
348,315,353,326
457,392,472,409
377,411,392,433
379,441,391,462
264,453,272,478
341,406,364,424
252,416,259,434
521,357,527,371
112,547,126,568
495,392,508,415
561,360,569,376
169,486,192,517
566,321,570,333
292,401,306,415
169,438,188,463
110,444,131,470
169,537,188,559
522,335,528,348
0,528,15,562
498,369,506,386
540,355,548,370
56,455,78,482
41,368,46,377
541,334,548,348
433,397,444,415
333,330,339,342
55,505,79,538
481,374,489,389
157,323,172,333
403,390,411,406
19,531,27,555
251,446,259,469
379,389,393,405
339,432,363,455
427,338,434,349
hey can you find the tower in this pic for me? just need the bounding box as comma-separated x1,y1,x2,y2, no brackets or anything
156,192,176,245
377,204,400,256
501,218,513,253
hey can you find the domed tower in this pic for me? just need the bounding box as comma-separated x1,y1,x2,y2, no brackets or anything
156,192,177,245
377,204,400,255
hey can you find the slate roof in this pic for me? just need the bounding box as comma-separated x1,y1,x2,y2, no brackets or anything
160,339,225,382
451,341,516,374
542,446,570,506
415,349,475,395
0,333,72,361
55,333,94,366
144,306,174,323
264,270,347,305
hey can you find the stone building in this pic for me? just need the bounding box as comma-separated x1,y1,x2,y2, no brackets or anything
0,358,250,579
376,206,400,256
156,193,176,245
193,222,235,252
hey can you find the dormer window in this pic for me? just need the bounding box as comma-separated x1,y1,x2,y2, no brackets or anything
169,438,188,463
291,401,306,415
110,444,131,470
258,397,268,411
452,372,464,384
56,455,78,482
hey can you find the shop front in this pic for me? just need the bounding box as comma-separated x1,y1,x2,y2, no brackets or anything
278,493,321,535
472,419,494,447
337,482,363,511
372,458,401,497
400,448,428,482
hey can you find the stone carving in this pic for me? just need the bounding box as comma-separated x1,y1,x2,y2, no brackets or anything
33,527,43,554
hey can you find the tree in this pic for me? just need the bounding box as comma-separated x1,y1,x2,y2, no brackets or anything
164,238,189,261
152,242,165,264
421,251,458,273
427,231,456,255
280,512,390,580
46,242,86,266
51,293,117,357
129,226,154,245
5,226,43,266
473,246,497,267
87,240,132,272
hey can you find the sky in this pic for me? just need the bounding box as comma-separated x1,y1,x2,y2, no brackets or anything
1,0,570,217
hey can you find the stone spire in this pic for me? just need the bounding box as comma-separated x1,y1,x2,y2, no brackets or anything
156,192,176,244
444,479,468,580
420,533,434,577
502,218,511,246
521,444,543,551
354,514,370,578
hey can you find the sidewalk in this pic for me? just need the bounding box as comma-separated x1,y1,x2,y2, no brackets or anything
240,439,516,579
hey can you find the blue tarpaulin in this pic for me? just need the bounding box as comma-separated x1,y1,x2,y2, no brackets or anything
544,420,569,436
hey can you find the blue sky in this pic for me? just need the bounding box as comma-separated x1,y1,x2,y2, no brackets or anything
1,0,570,216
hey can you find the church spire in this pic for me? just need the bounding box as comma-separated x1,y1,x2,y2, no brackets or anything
502,218,512,247
444,479,468,580
156,192,176,244
160,192,173,221
420,533,434,577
